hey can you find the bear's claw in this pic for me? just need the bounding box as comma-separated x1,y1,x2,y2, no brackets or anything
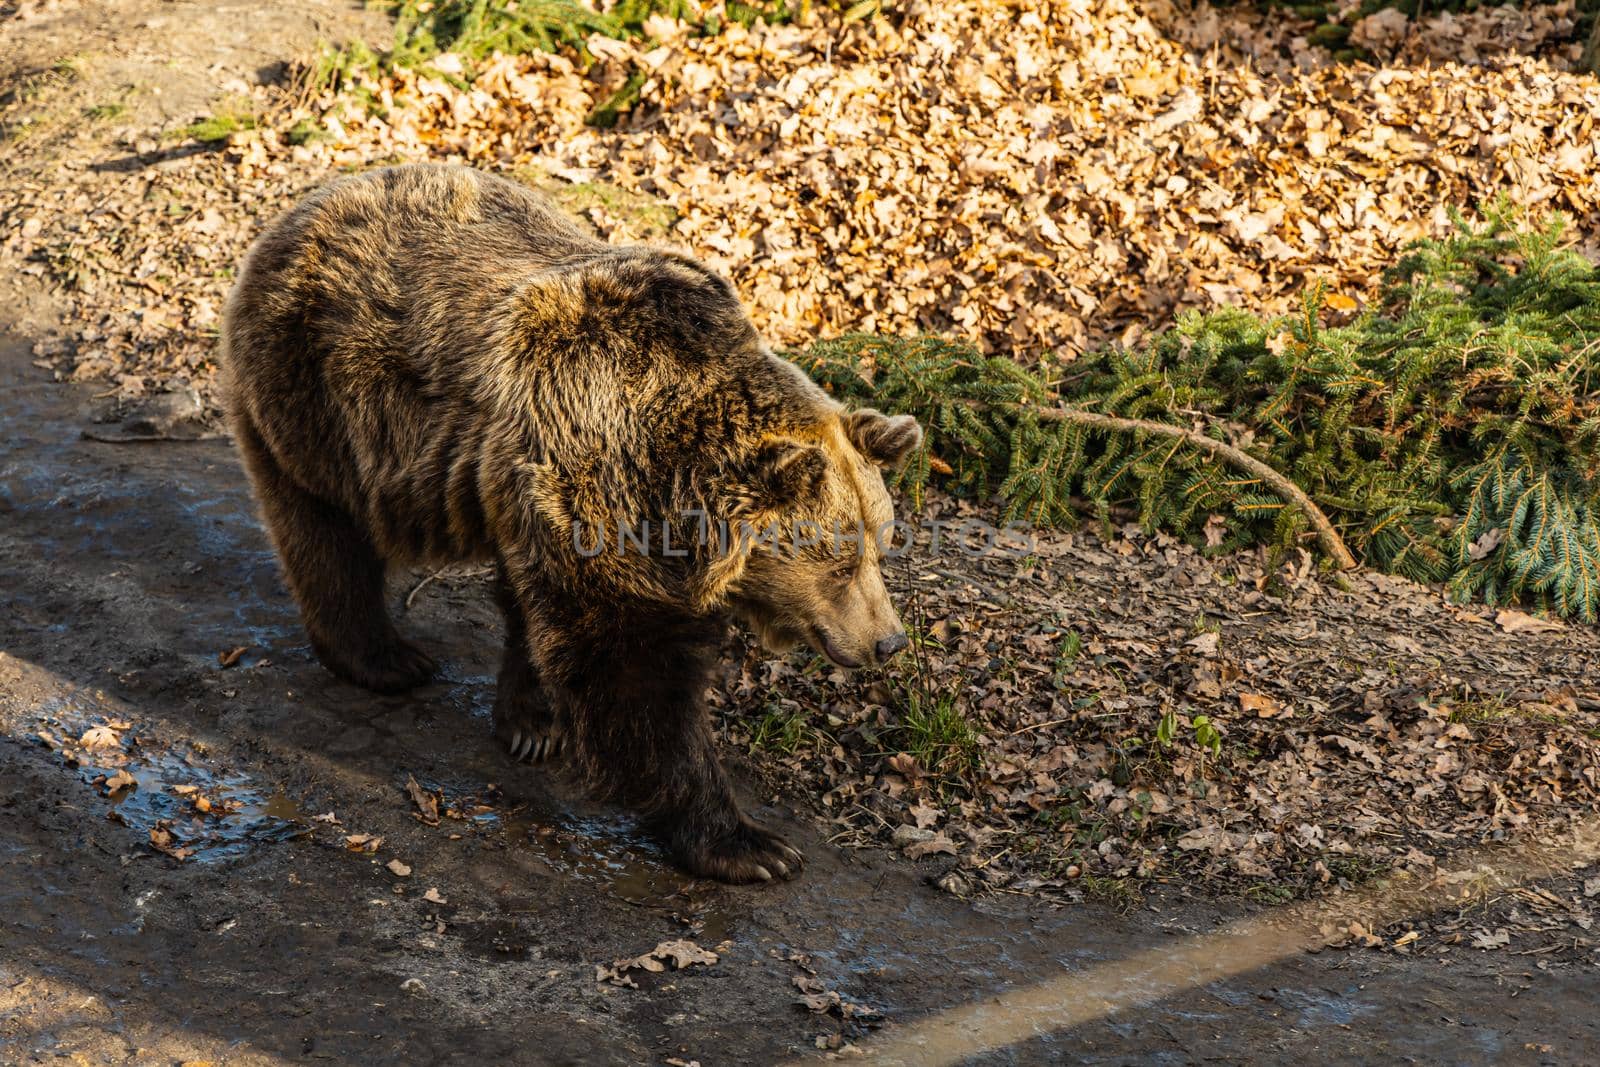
504,726,565,764
494,687,565,765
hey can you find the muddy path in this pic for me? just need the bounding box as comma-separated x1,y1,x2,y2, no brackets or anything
4,344,1600,1066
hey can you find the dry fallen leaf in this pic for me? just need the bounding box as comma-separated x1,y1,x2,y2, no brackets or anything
1495,609,1563,634
793,974,883,1020
1471,927,1511,949
652,939,718,968
887,753,921,778
344,833,384,853
1238,692,1283,718
405,774,441,825
903,834,959,860
101,768,137,794
148,821,194,861
217,645,249,668
79,725,122,749
597,939,719,986
386,858,413,877
908,802,942,830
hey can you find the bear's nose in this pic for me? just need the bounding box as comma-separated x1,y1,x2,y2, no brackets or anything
875,632,909,662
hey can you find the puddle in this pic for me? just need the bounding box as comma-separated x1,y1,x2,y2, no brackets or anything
423,778,737,941
38,708,311,864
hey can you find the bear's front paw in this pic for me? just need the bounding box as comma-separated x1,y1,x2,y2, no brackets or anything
493,688,565,764
678,819,804,884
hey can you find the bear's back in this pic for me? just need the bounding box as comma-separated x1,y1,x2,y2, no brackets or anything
226,164,603,381
221,164,834,566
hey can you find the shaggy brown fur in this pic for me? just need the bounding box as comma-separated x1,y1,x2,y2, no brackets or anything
222,164,921,883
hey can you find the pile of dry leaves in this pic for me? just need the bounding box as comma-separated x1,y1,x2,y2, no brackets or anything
4,0,1599,400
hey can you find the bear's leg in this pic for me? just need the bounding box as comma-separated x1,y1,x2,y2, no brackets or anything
492,563,563,763
234,414,437,693
529,602,802,884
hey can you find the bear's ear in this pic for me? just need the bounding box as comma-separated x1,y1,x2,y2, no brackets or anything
844,409,923,468
745,439,828,512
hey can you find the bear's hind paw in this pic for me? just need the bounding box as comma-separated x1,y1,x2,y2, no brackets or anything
318,637,437,694
680,820,804,884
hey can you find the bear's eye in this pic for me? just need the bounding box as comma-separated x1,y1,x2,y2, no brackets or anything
829,560,859,585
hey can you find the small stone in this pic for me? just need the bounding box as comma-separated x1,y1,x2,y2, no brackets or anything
891,824,933,849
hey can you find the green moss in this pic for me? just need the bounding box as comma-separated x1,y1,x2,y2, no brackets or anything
285,117,329,146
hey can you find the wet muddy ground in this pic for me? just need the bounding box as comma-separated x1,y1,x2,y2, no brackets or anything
5,337,1600,1066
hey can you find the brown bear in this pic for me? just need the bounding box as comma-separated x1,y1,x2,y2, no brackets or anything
221,164,922,883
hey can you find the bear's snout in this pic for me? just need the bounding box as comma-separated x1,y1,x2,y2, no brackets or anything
874,632,909,663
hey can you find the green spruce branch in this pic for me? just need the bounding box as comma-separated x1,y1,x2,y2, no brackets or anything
798,200,1600,619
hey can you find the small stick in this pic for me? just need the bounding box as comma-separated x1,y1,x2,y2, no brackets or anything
404,569,446,611
1030,406,1359,570
1007,717,1073,738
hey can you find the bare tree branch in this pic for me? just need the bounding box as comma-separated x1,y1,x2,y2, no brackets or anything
1029,405,1359,570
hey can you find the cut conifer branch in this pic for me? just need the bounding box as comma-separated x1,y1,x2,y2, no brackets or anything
801,203,1600,618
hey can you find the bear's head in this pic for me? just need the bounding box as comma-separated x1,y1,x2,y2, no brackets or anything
710,406,924,670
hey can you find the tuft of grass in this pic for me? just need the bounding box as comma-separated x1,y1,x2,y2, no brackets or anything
285,117,329,146
1446,696,1566,728
1447,697,1516,725
1244,881,1298,905
749,704,813,755
896,689,982,783
878,579,986,789
83,101,126,122
1323,854,1392,886
1077,872,1141,912
176,101,259,144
